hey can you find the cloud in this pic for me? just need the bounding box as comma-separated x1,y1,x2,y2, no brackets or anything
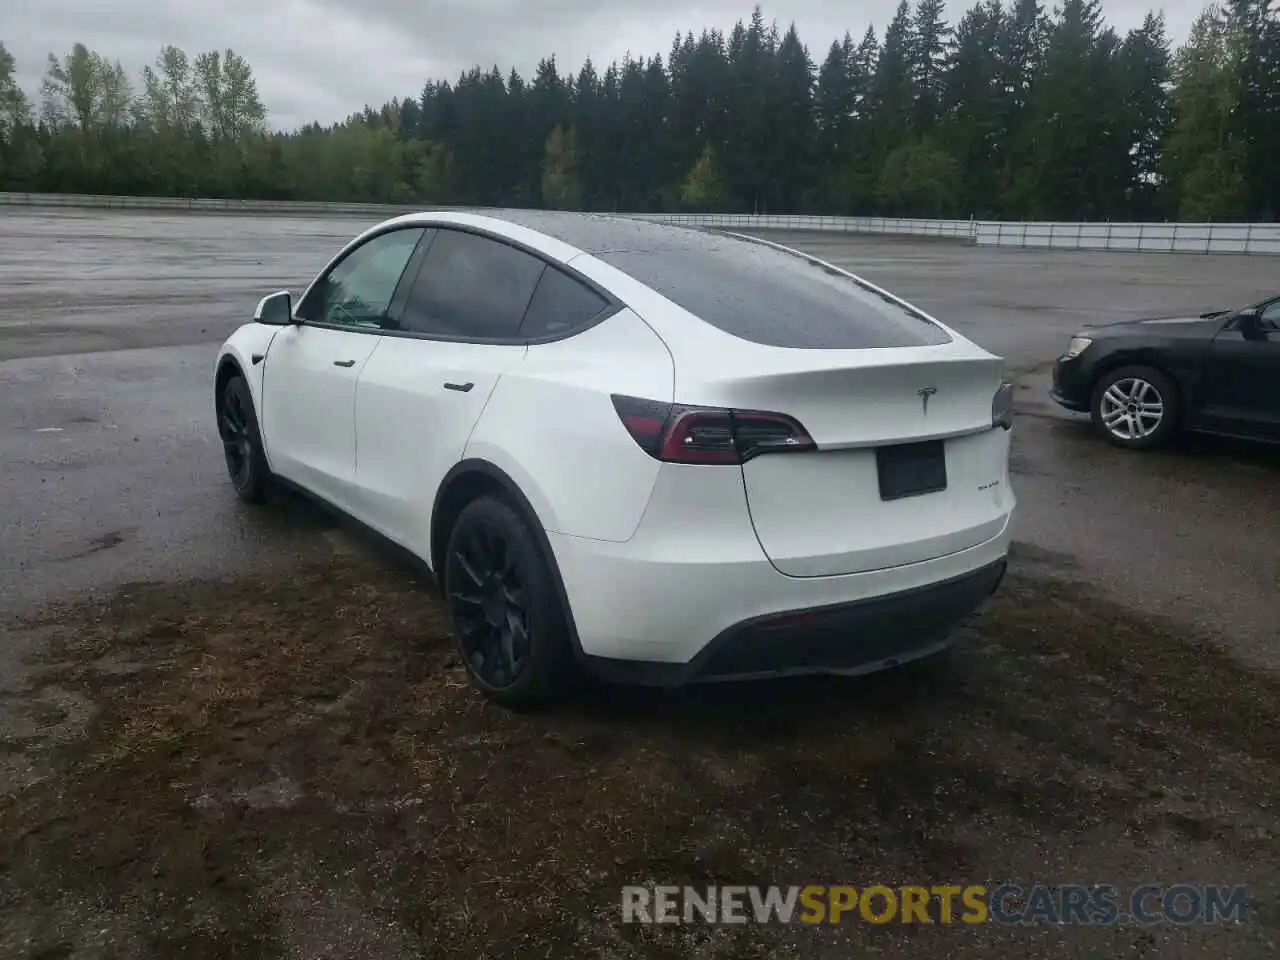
0,0,1205,131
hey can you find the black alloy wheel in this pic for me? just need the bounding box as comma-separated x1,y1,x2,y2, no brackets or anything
443,496,575,707
218,375,270,503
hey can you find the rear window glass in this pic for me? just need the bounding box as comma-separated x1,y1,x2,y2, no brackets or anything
597,242,951,349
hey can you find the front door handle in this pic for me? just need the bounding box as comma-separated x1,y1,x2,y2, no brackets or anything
443,381,474,392
333,359,356,368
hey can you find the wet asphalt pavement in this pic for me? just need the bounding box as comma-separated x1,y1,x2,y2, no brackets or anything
1,208,1277,671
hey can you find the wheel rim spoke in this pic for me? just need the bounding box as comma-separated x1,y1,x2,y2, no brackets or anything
1101,378,1162,440
453,547,484,587
1102,407,1127,427
219,388,255,484
450,589,484,608
448,519,529,689
506,613,530,669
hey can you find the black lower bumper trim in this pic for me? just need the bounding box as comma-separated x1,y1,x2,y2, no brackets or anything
584,558,1007,688
1051,358,1091,412
1049,387,1089,413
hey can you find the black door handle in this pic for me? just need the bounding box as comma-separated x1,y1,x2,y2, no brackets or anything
443,381,474,392
333,359,356,368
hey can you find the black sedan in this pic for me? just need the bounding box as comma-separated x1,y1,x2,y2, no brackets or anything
1051,294,1280,449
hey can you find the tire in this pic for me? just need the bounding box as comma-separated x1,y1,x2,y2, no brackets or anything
443,495,577,708
218,374,271,503
1089,365,1180,450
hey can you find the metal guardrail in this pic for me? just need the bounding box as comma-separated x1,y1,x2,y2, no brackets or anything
973,220,1280,255
2,192,1277,254
628,212,977,240
0,191,427,217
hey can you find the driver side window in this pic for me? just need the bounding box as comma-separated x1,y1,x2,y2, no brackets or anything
1260,299,1280,331
301,228,425,329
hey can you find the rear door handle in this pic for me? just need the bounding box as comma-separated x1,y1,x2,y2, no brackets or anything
443,381,474,392
333,359,356,368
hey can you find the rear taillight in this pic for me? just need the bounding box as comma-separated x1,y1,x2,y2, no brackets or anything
991,381,1014,430
611,394,815,465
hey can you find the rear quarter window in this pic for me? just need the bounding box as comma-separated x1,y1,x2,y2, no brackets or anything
598,241,952,349
519,265,612,338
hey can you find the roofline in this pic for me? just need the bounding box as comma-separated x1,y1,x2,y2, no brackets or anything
367,209,726,258
362,210,593,266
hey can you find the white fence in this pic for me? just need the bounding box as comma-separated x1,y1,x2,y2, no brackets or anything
628,212,978,240
0,191,423,218
974,220,1280,255
2,191,1278,255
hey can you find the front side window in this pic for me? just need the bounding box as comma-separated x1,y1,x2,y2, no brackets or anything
301,227,425,329
400,229,546,339
1258,298,1280,331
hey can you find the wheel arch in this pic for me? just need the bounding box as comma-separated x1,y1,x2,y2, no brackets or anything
1088,350,1186,418
214,354,245,412
430,458,586,659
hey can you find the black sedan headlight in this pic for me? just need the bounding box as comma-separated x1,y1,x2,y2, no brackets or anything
1062,336,1093,359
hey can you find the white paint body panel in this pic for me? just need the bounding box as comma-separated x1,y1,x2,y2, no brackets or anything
351,339,527,557
260,324,380,503
548,461,1012,662
215,323,277,415
742,427,1013,577
217,211,1016,668
464,307,673,543
570,248,1012,578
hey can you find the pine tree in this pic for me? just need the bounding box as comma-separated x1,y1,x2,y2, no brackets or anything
541,123,582,209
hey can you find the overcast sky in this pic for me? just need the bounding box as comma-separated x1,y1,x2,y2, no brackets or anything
2,0,1205,131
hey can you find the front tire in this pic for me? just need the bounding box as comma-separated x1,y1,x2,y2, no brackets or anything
1090,365,1179,450
443,496,577,708
218,374,271,503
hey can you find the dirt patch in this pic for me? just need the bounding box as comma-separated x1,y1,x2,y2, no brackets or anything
0,555,1277,958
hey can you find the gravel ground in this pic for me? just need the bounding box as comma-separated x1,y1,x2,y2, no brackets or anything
2,538,1276,958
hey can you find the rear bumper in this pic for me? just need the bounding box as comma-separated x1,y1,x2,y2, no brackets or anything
547,456,1014,686
584,559,1007,686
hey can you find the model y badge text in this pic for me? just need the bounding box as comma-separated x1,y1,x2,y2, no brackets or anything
917,386,938,415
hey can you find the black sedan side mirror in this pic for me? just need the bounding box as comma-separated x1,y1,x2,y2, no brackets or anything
254,290,293,325
1236,307,1264,341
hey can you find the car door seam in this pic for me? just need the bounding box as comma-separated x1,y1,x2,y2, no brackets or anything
256,328,284,458
459,346,528,464
352,334,389,473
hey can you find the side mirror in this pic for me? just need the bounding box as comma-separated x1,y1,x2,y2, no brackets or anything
254,290,293,325
1236,307,1264,340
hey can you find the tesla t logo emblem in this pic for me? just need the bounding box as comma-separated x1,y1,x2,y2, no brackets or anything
918,386,938,414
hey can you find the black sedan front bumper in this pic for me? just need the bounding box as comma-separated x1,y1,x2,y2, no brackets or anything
1050,356,1092,412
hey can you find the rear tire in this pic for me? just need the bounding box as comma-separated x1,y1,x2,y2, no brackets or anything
218,374,271,503
443,496,577,708
1089,365,1179,450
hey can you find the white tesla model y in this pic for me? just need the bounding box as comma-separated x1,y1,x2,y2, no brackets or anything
214,211,1015,706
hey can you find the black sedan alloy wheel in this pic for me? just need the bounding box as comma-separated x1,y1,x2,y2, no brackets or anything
1090,365,1180,450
